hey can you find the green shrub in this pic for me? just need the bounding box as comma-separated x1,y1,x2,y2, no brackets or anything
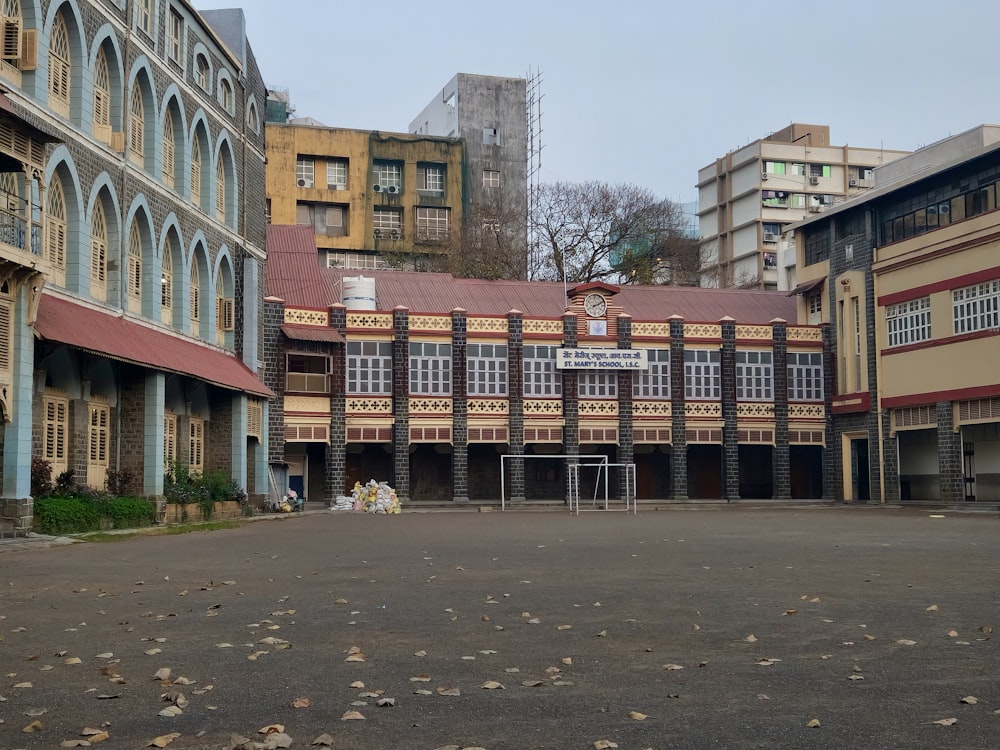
97,496,155,529
33,497,102,535
164,464,245,521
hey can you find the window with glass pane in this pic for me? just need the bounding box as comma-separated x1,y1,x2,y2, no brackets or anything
735,350,773,401
633,348,669,398
523,345,562,397
953,279,1000,334
468,343,507,396
374,161,402,189
409,342,451,395
417,164,445,194
286,353,330,393
416,207,449,240
327,159,347,189
787,352,823,401
483,169,500,188
373,209,401,234
578,372,617,398
885,297,931,347
168,8,183,63
296,158,314,187
347,341,392,394
684,349,720,399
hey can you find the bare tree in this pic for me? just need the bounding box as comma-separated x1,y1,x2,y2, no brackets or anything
446,190,528,280
531,181,696,284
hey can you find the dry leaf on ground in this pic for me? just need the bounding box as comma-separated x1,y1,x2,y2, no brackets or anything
147,733,180,748
340,710,365,720
932,718,958,726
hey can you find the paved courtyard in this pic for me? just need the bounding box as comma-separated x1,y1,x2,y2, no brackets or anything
1,505,999,749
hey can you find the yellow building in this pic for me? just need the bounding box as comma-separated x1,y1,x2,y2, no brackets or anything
266,123,465,271
791,125,1000,504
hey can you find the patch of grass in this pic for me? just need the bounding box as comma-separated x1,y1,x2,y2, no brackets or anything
75,519,247,542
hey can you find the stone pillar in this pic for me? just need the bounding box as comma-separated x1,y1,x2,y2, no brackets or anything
262,296,286,465
392,307,410,503
326,304,347,500
562,312,579,503
507,310,525,504
617,314,634,501
669,316,687,500
143,372,165,497
255,401,270,503
880,410,901,503
3,285,33,499
937,401,963,502
452,309,469,503
720,318,740,501
771,319,790,499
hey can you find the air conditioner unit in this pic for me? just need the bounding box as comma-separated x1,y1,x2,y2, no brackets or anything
809,205,823,213
809,176,820,185
763,232,779,242
372,184,382,193
373,228,383,238
761,172,768,181
849,178,858,186
387,185,399,195
389,229,401,240
296,177,312,188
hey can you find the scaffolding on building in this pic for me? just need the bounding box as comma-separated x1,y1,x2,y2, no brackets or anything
525,67,543,280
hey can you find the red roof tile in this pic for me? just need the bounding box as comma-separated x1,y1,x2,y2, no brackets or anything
265,224,796,324
35,294,273,397
281,324,344,343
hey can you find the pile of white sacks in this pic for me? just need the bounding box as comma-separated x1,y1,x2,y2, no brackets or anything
331,480,401,514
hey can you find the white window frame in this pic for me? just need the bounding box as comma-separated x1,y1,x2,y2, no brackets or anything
409,341,451,395
373,208,401,236
326,159,347,190
684,349,720,400
523,345,561,397
195,53,209,91
418,164,445,195
416,207,449,241
787,351,823,402
886,296,931,347
296,157,314,188
374,161,402,190
135,0,153,36
735,350,773,401
467,343,508,396
633,348,669,399
347,341,392,395
952,279,1000,335
578,372,617,398
483,169,500,188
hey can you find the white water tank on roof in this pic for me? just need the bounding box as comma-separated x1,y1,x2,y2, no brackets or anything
342,275,377,310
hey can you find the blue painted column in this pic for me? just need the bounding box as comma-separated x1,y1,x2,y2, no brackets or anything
231,392,248,492
3,286,33,498
143,372,165,496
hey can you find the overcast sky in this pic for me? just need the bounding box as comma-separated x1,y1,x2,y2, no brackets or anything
196,0,1000,203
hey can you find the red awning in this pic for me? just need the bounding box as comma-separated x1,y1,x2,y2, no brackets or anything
35,294,273,397
788,277,825,296
280,324,344,343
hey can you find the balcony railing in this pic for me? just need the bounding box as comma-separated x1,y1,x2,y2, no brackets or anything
0,207,40,255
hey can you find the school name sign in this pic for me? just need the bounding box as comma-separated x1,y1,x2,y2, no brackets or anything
556,348,648,370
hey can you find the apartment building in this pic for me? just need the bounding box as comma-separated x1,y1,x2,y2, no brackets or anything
0,1,271,534
791,125,1000,503
410,73,528,278
698,124,908,290
266,123,465,272
264,224,830,505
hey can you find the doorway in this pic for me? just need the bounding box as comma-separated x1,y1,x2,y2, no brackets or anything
850,437,870,502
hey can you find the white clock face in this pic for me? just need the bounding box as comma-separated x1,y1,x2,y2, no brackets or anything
584,293,607,318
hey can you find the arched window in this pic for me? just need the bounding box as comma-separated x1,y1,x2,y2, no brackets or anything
215,157,225,223
190,135,201,207
195,53,209,91
127,222,142,312
247,102,258,134
162,115,174,188
90,201,107,299
48,13,71,116
128,82,144,165
220,77,233,113
46,177,67,286
161,240,173,325
189,260,200,336
93,48,111,143
215,266,232,346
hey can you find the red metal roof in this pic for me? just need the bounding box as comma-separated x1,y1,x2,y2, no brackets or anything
265,224,796,324
35,294,273,397
280,324,344,343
